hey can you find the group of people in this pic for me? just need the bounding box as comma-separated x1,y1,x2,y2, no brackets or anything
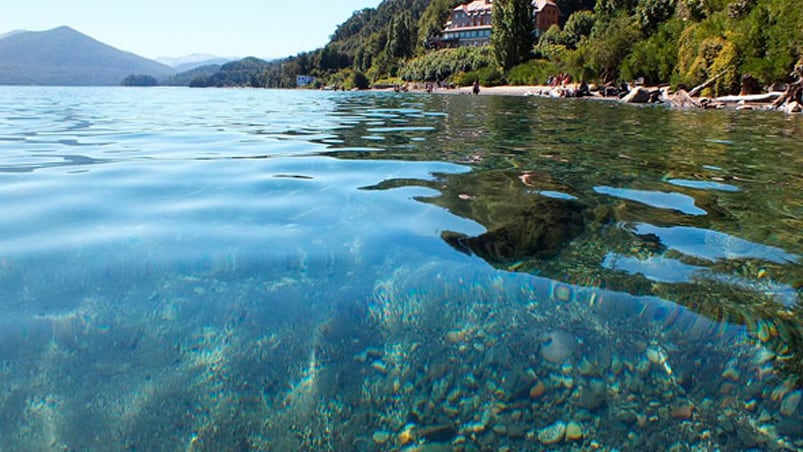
547,73,572,87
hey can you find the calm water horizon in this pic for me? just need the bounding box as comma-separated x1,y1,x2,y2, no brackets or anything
0,86,800,450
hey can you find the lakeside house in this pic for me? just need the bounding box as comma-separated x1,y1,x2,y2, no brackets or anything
439,0,559,48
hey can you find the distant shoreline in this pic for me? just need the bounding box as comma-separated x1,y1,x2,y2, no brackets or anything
372,83,799,113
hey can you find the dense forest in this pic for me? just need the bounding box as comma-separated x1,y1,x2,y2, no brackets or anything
189,0,801,96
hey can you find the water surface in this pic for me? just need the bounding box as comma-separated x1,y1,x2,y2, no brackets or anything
0,87,801,450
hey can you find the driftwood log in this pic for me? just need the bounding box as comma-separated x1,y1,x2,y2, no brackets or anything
716,92,782,103
688,71,725,97
771,80,803,108
772,64,803,110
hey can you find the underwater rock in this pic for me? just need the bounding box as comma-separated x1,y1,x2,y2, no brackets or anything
372,431,390,444
565,422,584,441
616,410,639,427
721,358,740,381
441,198,586,264
578,357,599,376
537,421,567,445
445,329,467,344
419,424,458,443
776,418,803,437
578,379,607,411
397,424,416,445
780,390,801,417
670,400,695,420
540,330,577,364
529,380,547,399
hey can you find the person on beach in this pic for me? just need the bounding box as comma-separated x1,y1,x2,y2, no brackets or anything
473,80,480,95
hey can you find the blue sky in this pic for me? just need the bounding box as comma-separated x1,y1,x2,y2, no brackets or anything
1,0,383,60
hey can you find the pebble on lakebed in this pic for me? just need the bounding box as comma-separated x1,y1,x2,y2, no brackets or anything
537,420,566,445
565,421,584,441
540,330,576,364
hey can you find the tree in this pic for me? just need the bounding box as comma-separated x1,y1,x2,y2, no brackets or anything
635,0,678,32
492,0,535,71
387,11,414,58
585,14,642,82
562,10,597,48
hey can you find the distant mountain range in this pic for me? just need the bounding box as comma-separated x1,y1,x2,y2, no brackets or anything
156,54,235,72
0,30,26,40
0,26,175,86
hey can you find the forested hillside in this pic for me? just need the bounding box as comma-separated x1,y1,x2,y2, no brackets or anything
196,0,800,96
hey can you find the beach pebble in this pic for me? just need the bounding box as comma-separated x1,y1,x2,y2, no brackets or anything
670,401,695,420
540,330,576,364
445,329,466,343
529,380,546,399
565,421,583,441
397,424,416,445
371,360,388,374
372,431,390,444
578,379,607,411
537,421,566,445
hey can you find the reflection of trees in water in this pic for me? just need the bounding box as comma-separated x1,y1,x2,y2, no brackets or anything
316,92,801,380
425,165,801,383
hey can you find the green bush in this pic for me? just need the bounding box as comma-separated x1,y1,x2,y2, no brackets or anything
477,66,505,86
507,59,561,85
400,46,496,82
352,71,370,89
451,66,505,87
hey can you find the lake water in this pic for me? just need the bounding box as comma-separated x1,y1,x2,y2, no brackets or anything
0,86,800,450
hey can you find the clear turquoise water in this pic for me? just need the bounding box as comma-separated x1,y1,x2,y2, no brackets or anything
0,86,800,450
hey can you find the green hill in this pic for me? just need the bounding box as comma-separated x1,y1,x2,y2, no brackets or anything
163,64,222,87
187,57,274,88
252,0,800,95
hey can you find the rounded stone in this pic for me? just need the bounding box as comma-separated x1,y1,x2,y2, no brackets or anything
565,422,583,441
372,431,390,444
540,330,576,364
529,380,546,399
537,421,566,445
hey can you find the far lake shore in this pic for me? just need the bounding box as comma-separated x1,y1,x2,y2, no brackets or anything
372,82,802,113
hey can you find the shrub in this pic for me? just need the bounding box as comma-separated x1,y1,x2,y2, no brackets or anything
352,71,370,89
400,47,496,82
507,59,561,85
452,66,505,86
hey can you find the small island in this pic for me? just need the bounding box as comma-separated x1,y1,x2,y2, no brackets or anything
121,74,159,87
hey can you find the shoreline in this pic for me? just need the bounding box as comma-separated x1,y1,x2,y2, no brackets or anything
373,83,802,113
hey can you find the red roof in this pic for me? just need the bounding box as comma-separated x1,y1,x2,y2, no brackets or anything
451,0,559,13
453,0,492,15
533,0,558,11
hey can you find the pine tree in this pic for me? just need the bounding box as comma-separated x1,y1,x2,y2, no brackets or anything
492,0,535,71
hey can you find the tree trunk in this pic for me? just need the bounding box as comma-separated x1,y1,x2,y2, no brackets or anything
689,71,725,97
